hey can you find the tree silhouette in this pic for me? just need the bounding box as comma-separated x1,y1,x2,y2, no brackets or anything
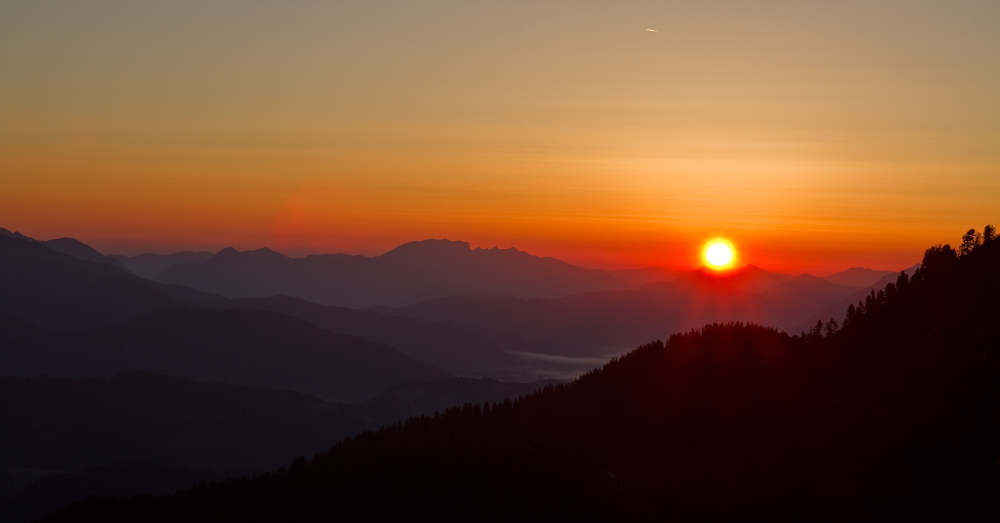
983,224,996,244
961,228,983,256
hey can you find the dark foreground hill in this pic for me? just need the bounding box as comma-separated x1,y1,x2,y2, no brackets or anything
0,308,447,401
0,373,547,523
0,373,546,474
43,226,1000,521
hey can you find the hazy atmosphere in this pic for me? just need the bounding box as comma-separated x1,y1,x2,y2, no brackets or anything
3,1,997,272
2,2,998,521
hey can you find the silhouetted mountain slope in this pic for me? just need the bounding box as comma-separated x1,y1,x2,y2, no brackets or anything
0,373,546,474
363,377,554,423
108,251,214,279
686,263,794,292
0,308,448,401
639,271,854,331
60,227,997,521
39,238,129,271
0,235,223,330
789,264,920,334
375,292,664,356
217,295,517,376
0,462,227,523
0,235,526,377
376,266,859,356
821,267,898,288
0,229,128,271
605,266,682,287
0,373,548,522
758,274,858,329
0,373,358,472
155,239,678,307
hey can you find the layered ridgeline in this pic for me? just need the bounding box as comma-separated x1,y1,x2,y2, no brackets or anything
0,234,217,330
0,228,128,272
0,233,513,377
0,310,446,402
374,265,864,357
148,239,681,308
3,229,908,373
43,226,1000,521
0,233,451,401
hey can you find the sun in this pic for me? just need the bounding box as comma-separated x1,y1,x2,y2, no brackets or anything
702,239,736,270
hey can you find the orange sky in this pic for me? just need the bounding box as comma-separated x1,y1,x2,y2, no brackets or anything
2,1,998,274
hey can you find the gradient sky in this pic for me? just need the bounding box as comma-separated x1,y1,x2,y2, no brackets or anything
2,1,998,274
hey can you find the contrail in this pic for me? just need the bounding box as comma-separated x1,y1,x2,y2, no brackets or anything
646,28,657,32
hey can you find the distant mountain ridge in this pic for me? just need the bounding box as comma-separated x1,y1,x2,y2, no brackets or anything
376,264,861,357
46,228,999,521
0,233,526,377
217,295,517,376
789,264,921,334
152,239,681,308
0,235,219,330
821,267,899,288
0,227,915,373
0,229,128,272
109,251,215,279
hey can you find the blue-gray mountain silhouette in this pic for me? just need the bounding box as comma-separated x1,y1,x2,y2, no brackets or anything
216,295,516,376
375,264,860,357
0,233,515,376
153,239,680,308
0,235,218,330
820,266,899,288
109,251,214,279
0,228,128,271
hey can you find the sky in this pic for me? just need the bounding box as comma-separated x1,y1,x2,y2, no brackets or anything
2,0,998,274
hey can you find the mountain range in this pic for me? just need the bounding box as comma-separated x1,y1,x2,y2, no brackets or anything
1,229,914,367
3,224,991,522
373,265,866,356
38,233,999,521
0,233,512,377
146,240,680,308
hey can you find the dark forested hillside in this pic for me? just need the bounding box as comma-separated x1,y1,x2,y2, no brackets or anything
42,227,1000,521
0,374,547,522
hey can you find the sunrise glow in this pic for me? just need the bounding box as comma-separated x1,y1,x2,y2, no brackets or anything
1,2,996,274
703,240,736,270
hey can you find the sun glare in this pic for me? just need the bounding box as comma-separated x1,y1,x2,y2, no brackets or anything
703,239,736,270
